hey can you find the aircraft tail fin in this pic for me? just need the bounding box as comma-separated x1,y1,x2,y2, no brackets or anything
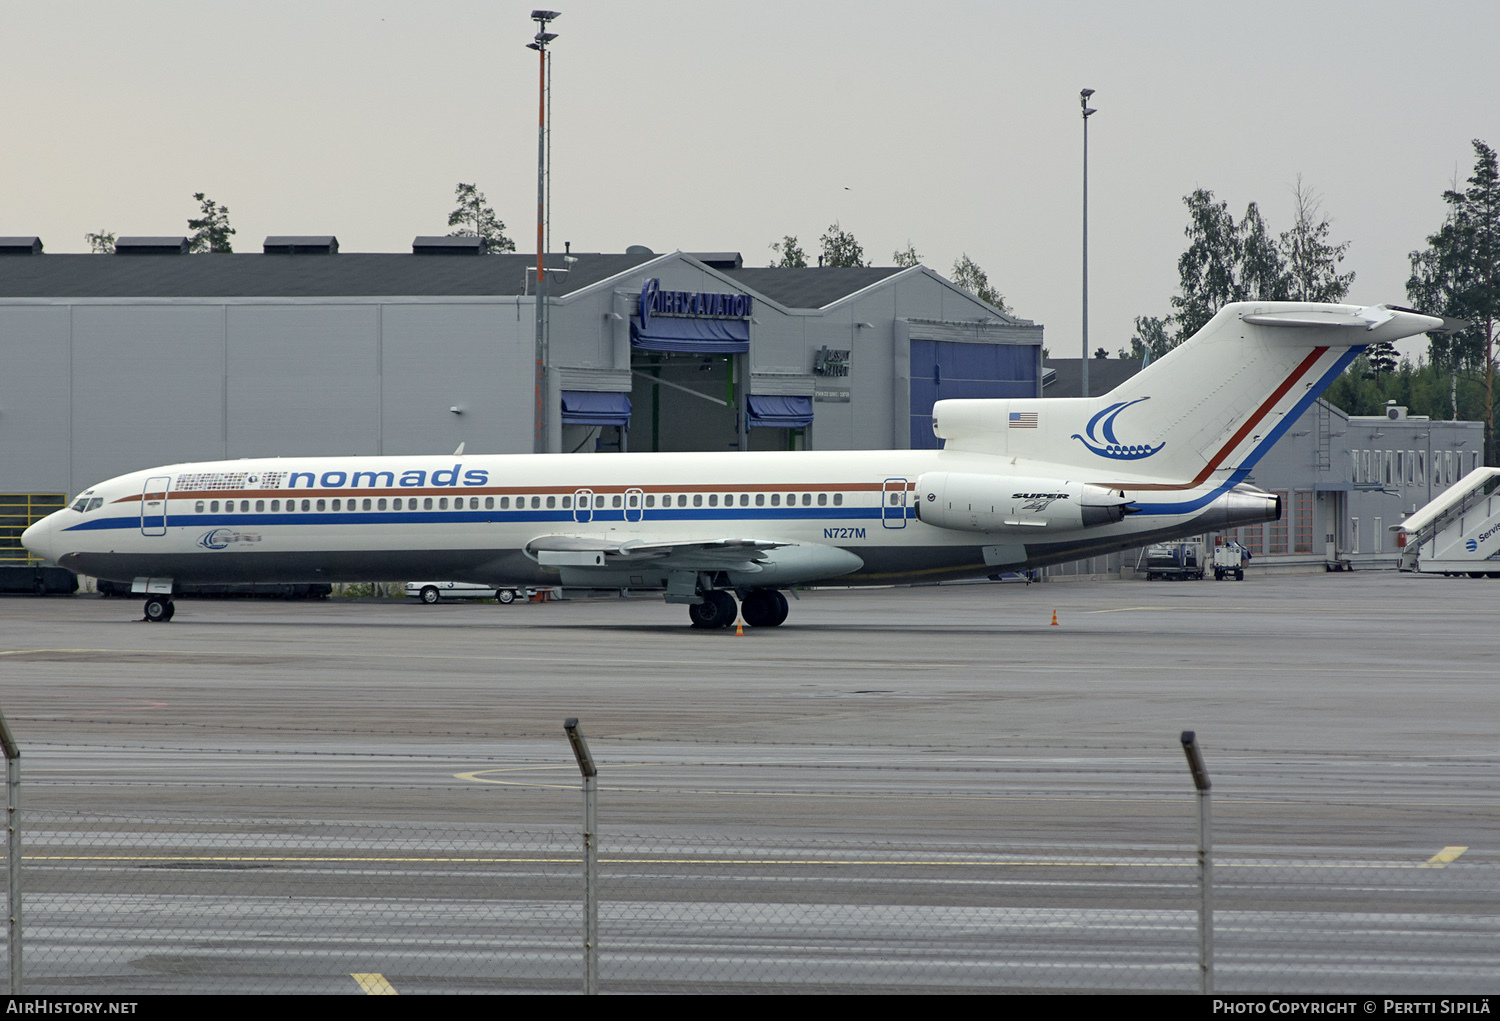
935,302,1443,484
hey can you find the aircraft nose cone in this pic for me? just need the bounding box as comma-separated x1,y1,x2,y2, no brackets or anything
21,514,56,562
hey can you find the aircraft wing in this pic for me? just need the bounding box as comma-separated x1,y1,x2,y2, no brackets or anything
525,534,789,569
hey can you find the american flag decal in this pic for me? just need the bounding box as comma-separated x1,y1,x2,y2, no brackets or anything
1009,412,1038,429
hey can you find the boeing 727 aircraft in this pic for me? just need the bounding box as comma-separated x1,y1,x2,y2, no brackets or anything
22,302,1446,626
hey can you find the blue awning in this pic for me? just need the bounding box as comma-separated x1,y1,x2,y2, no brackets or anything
560,390,631,427
631,314,750,353
747,394,813,428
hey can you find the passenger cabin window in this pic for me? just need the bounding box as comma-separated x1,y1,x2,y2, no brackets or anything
484,497,493,510
195,501,205,513
834,493,843,506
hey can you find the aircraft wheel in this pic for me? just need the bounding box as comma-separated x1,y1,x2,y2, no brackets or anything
770,590,789,626
741,589,782,627
1468,572,1485,579
143,596,172,623
420,586,441,604
688,590,736,629
496,589,515,604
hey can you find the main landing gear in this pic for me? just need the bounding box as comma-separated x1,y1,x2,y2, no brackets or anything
687,589,789,629
143,595,175,622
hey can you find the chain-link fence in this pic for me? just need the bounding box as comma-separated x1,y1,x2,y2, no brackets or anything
1,733,1496,994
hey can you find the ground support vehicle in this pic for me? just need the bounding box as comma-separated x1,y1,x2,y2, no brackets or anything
1212,542,1249,580
1393,467,1500,578
1143,543,1203,581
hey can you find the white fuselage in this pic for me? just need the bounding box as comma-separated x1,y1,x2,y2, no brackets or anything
23,447,1244,589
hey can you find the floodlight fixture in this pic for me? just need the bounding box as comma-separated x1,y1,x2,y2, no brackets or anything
532,10,561,22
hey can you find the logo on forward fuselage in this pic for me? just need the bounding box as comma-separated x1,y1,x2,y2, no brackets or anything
198,528,262,550
1071,397,1165,461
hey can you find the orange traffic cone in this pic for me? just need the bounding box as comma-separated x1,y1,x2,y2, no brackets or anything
735,617,744,636
1051,609,1059,626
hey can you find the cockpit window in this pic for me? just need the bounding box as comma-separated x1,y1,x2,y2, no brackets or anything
71,498,88,512
87,498,103,511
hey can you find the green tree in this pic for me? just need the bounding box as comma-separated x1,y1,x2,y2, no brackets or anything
950,253,1009,313
187,193,234,253
769,235,807,268
1139,183,1354,356
1407,140,1499,463
447,183,515,253
819,221,865,268
1170,189,1243,339
84,230,115,254
1283,178,1354,302
891,241,921,267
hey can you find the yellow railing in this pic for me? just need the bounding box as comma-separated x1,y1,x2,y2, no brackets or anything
0,493,66,564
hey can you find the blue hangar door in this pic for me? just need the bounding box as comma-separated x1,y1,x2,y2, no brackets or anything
909,340,1037,449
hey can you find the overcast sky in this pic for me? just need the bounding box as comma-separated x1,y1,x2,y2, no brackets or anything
6,1,1497,360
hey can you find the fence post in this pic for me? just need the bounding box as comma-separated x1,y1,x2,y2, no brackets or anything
1180,730,1212,994
1,708,20,994
564,718,598,995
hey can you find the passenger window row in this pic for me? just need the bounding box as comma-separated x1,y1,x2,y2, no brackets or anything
187,491,849,513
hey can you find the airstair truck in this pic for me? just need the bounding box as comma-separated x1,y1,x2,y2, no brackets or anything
1391,467,1500,577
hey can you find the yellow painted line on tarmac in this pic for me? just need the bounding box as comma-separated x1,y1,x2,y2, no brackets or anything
1420,845,1468,868
352,973,397,995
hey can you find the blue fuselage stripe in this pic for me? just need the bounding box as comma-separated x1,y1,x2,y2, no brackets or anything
64,505,913,533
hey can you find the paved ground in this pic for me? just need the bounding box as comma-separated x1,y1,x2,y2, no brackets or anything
1,572,1496,992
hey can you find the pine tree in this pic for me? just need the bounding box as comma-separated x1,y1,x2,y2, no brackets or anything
187,193,234,253
1408,140,1499,462
446,183,515,253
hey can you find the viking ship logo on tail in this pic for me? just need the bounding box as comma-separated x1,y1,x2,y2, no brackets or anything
1071,397,1166,460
